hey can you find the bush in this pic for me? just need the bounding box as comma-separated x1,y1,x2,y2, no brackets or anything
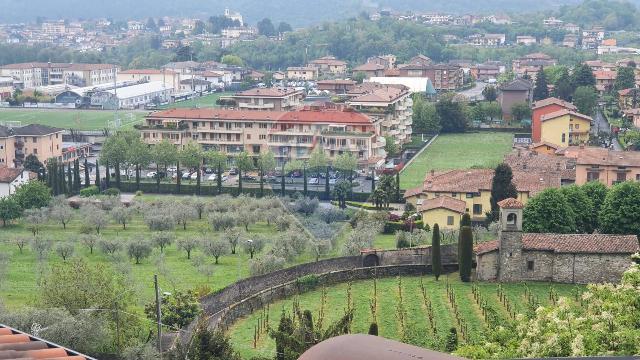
384,220,427,234
396,231,410,248
135,190,143,196
248,253,286,276
296,274,319,289
79,186,100,198
102,188,120,196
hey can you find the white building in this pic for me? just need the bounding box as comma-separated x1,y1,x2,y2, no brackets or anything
0,167,32,198
92,81,174,109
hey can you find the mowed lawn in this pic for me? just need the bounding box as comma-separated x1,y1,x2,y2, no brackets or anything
0,108,147,130
400,132,514,189
157,92,231,109
228,276,581,359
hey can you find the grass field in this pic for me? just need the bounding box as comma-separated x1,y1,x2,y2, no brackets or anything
228,276,581,359
157,92,231,109
0,108,146,131
400,132,514,189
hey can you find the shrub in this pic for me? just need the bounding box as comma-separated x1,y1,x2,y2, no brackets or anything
135,191,143,196
79,186,100,198
248,254,286,276
396,231,410,248
102,188,121,196
315,206,347,224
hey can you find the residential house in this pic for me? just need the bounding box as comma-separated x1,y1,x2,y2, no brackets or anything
564,23,580,33
346,83,413,147
475,199,638,284
469,33,506,47
0,76,13,100
396,64,463,91
138,106,387,168
179,78,211,92
286,67,318,81
404,168,561,229
585,60,616,72
498,78,533,120
543,17,564,27
309,56,348,76
352,63,386,78
0,124,64,168
516,36,537,46
618,88,638,110
504,147,576,185
317,80,356,94
470,63,500,80
539,109,592,147
272,71,286,81
562,34,579,48
117,69,181,90
0,167,33,197
407,54,433,66
512,53,557,80
531,97,578,142
582,27,605,50
594,70,617,94
231,87,305,111
562,146,640,185
366,55,397,69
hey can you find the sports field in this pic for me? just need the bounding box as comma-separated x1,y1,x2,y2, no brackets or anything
0,108,146,130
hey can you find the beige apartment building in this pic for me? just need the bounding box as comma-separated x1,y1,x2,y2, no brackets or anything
117,69,182,90
0,62,117,89
346,83,413,146
286,67,319,81
309,56,348,76
139,106,387,168
0,124,64,168
230,87,305,111
561,146,640,186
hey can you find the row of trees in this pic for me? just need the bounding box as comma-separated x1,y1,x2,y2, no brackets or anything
412,94,470,134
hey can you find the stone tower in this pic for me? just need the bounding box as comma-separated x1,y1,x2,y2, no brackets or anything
497,198,524,282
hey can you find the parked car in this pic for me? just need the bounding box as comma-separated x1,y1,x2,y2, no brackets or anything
308,177,319,185
241,175,257,181
229,168,238,175
182,172,192,180
146,171,157,179
204,168,214,174
167,166,177,172
329,178,337,185
190,172,199,180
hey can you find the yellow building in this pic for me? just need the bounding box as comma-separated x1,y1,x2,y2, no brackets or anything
404,169,561,228
540,109,591,147
286,67,319,81
419,196,466,229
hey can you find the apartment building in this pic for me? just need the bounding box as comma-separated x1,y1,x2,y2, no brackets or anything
346,83,413,146
562,146,640,186
469,33,506,46
231,87,305,111
117,69,181,90
308,56,348,76
0,62,117,89
138,107,387,168
0,76,13,100
396,64,464,90
0,124,64,168
286,67,319,81
41,20,66,35
531,97,578,143
512,53,557,80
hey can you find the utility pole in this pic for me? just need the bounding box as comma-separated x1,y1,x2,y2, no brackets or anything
154,274,162,358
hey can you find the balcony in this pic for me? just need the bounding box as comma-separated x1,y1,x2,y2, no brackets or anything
238,102,275,110
198,127,243,134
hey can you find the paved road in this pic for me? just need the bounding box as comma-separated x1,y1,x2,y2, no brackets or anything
593,110,622,150
457,81,488,101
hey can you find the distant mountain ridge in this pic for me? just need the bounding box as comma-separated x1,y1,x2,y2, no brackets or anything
0,0,609,26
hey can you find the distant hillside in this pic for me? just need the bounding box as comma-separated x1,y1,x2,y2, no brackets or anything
0,0,598,26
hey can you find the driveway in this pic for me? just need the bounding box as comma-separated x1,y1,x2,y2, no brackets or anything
593,110,622,150
457,82,488,102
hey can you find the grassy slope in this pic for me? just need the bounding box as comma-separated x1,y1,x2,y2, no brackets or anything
400,132,514,189
157,92,231,109
0,109,146,131
228,276,580,359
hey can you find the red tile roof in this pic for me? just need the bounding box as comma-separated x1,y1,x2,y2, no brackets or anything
0,167,24,183
353,63,385,72
475,234,639,255
403,186,424,199
119,69,177,75
532,97,577,111
570,147,640,167
420,196,466,214
148,108,372,125
593,70,617,80
0,324,94,359
233,87,301,97
497,198,524,209
540,109,593,122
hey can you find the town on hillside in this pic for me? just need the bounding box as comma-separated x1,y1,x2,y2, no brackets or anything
0,2,639,360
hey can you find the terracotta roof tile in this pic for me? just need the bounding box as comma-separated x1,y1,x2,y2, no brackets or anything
0,167,25,183
522,233,639,254
540,109,593,122
531,97,577,110
234,87,301,97
568,147,640,167
475,240,499,255
0,324,94,359
497,198,524,209
420,196,466,214
403,186,424,199
593,70,617,80
353,63,385,72
119,69,177,75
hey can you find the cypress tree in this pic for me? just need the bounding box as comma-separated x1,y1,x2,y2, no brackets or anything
280,167,285,197
324,166,330,200
59,164,66,195
135,164,141,191
371,170,376,192
95,161,101,189
196,165,201,195
176,160,182,194
104,161,110,188
259,165,264,198
432,223,442,281
303,166,307,197
84,158,90,188
533,68,549,101
459,224,473,282
66,163,72,195
74,159,81,192
458,213,471,265
487,163,517,224
114,162,121,189
368,322,379,336
445,327,458,352
395,172,401,202
237,166,242,193
217,162,222,195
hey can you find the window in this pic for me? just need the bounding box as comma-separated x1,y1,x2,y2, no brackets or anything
507,213,517,225
447,216,454,226
466,192,474,198
451,192,458,197
636,174,640,181
587,171,600,182
246,134,251,140
259,134,266,140
617,172,626,182
561,133,566,143
473,204,482,215
527,260,534,271
32,137,37,143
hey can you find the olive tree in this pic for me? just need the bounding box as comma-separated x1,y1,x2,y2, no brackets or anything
83,204,109,234
173,203,198,231
55,242,75,261
127,240,153,264
111,205,134,230
203,237,230,264
177,237,198,259
24,207,49,236
242,235,266,259
152,232,175,253
80,234,99,254
222,227,244,254
49,198,74,229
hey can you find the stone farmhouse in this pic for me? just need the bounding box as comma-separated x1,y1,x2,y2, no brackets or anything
475,198,639,284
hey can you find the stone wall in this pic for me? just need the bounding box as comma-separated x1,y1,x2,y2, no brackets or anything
476,252,498,281
498,230,524,282
521,251,554,282
554,253,633,284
